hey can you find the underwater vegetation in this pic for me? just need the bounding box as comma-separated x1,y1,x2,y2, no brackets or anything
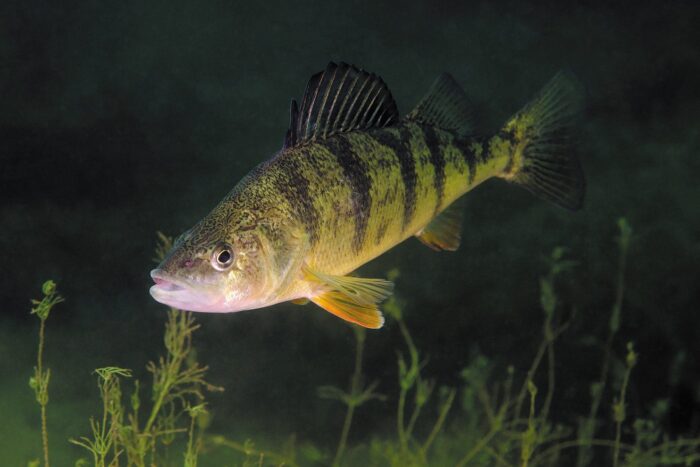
26,220,700,466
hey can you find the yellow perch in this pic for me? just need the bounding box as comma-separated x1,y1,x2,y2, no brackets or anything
150,62,584,329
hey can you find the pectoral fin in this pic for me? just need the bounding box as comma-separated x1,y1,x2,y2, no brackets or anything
303,267,394,329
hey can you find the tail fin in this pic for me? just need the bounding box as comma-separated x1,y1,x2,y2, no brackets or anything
498,71,585,210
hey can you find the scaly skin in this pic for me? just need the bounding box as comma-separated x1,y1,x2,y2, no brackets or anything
152,118,513,310
149,65,584,326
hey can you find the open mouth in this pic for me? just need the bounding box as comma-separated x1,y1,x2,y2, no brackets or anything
149,268,221,312
150,269,187,292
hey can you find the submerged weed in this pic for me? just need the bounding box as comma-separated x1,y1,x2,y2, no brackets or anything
69,307,222,466
65,233,222,466
29,280,64,467
317,325,385,466
27,220,700,465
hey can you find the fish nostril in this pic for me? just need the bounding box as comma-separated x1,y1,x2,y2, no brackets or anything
183,259,194,268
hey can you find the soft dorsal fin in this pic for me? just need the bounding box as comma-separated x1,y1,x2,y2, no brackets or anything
406,73,475,136
283,62,400,149
415,197,465,251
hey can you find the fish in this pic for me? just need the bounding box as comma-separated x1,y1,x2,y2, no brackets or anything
150,62,584,329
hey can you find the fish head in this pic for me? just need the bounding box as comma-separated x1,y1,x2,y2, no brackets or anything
149,213,278,313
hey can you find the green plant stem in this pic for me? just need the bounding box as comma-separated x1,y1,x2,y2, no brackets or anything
612,406,625,466
144,310,188,435
185,412,198,467
334,403,356,466
514,322,568,419
332,327,365,466
405,401,423,440
209,436,299,467
37,318,50,467
37,318,45,382
613,344,636,467
631,438,700,463
590,246,627,421
483,445,514,467
578,222,630,467
396,316,418,452
101,385,109,463
456,419,502,467
521,382,538,467
541,336,555,423
533,439,635,465
145,381,170,434
515,346,542,418
397,318,417,362
420,388,456,457
397,384,409,451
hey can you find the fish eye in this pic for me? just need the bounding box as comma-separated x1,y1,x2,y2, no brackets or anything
211,243,234,271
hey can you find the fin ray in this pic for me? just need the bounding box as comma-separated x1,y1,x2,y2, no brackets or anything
304,267,394,306
284,63,399,149
406,73,475,136
303,266,393,329
311,292,385,329
415,198,465,251
500,71,585,210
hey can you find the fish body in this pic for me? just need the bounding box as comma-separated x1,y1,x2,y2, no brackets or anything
248,122,497,277
150,63,584,328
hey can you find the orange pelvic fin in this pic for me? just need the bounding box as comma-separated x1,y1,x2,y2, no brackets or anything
311,291,385,329
304,266,393,329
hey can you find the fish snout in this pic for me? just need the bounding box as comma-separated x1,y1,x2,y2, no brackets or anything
150,268,186,292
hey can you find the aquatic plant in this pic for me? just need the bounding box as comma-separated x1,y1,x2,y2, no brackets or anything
67,233,222,466
26,220,700,465
317,325,385,466
318,218,700,467
576,217,633,467
310,246,573,467
381,269,458,465
29,279,64,467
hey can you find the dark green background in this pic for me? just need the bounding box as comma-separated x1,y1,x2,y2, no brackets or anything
1,0,699,464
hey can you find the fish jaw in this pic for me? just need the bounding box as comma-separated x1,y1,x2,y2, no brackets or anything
150,268,228,312
149,268,277,313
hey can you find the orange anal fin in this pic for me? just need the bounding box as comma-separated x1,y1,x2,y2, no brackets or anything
415,199,464,251
311,291,385,329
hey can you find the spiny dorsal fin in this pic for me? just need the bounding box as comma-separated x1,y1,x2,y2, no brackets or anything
283,62,400,149
284,99,299,148
406,73,475,136
415,197,465,251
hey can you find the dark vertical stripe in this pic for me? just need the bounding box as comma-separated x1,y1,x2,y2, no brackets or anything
320,134,372,252
456,137,490,184
375,218,390,245
369,126,417,232
496,129,518,175
459,138,478,184
273,154,320,245
422,125,445,214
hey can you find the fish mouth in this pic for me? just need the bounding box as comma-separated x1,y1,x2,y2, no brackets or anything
149,269,222,312
150,269,189,293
